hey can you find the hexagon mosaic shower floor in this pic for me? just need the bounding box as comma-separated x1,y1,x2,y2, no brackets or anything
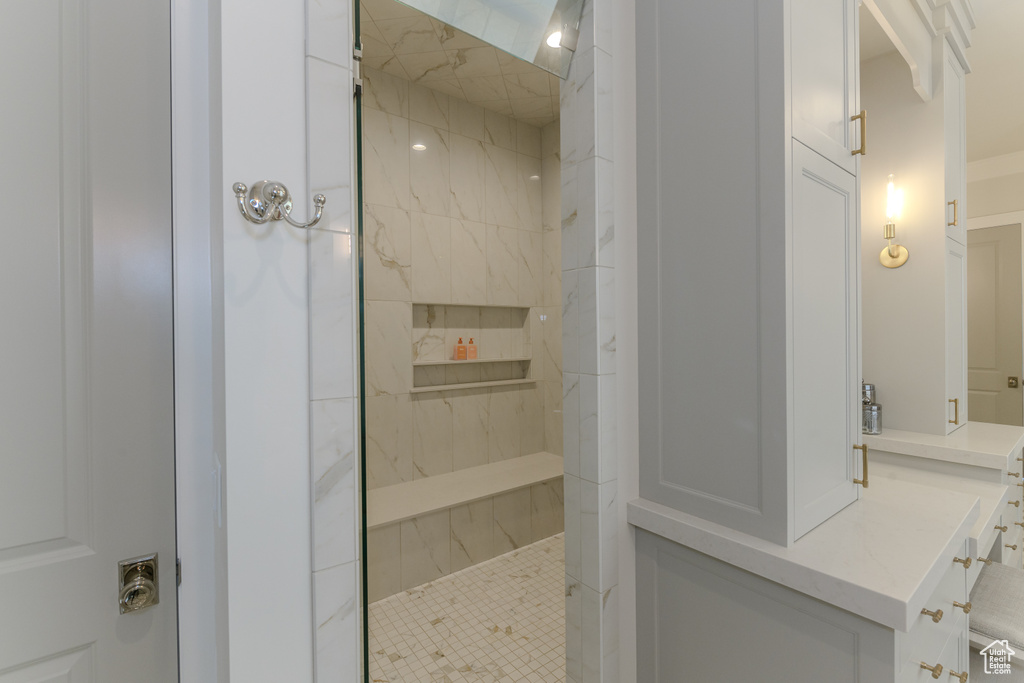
368,533,565,682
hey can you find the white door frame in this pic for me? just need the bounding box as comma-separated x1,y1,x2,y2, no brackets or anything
967,210,1024,427
171,0,228,680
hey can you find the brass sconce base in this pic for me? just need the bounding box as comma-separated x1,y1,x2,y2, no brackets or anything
880,245,909,268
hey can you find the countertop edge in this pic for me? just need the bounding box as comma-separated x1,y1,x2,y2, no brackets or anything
627,495,978,632
862,423,1024,471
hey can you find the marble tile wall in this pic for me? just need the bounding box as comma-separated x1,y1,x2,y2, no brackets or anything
560,0,620,680
361,63,565,600
305,3,361,680
304,0,618,680
366,477,565,602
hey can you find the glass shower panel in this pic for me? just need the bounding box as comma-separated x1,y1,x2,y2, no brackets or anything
390,0,583,77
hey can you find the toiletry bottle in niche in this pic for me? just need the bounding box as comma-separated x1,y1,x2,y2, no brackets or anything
456,337,467,360
467,337,477,360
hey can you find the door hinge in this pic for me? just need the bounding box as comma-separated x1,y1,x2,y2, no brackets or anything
176,558,182,587
353,43,363,96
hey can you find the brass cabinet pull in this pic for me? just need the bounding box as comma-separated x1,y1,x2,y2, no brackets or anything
1015,522,1024,528
949,398,959,425
853,444,869,487
954,600,972,614
954,556,972,568
1007,544,1019,551
978,557,993,565
1011,500,1021,508
921,607,943,623
996,525,1009,532
851,110,867,155
921,662,943,679
1017,456,1022,463
1010,472,1022,478
947,199,958,227
949,671,968,683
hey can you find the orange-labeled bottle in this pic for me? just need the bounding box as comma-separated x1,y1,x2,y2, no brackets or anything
467,337,477,360
455,337,468,360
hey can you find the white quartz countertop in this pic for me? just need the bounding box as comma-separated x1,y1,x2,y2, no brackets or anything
862,422,1024,471
628,476,980,632
872,460,1010,557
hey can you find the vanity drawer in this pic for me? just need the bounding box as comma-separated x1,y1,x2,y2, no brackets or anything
899,547,970,673
900,623,966,683
969,529,999,591
1006,496,1023,525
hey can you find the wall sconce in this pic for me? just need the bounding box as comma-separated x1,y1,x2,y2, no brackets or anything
879,174,908,268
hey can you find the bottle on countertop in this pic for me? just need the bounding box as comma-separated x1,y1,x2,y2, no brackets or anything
467,338,477,360
455,337,467,360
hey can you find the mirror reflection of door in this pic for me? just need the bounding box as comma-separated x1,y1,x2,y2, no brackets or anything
967,223,1024,425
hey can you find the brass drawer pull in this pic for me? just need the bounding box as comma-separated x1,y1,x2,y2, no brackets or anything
1018,456,1023,462
949,398,959,425
851,110,867,155
1016,522,1024,528
949,671,968,683
921,607,943,623
1007,544,1019,551
1010,472,1022,478
996,525,1009,532
954,556,972,568
921,662,943,679
978,557,993,565
1011,500,1021,508
954,601,972,614
947,199,958,227
853,444,868,487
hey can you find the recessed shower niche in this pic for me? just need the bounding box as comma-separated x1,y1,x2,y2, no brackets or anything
358,0,566,675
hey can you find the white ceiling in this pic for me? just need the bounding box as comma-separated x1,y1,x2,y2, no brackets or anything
859,1,1024,163
359,0,560,127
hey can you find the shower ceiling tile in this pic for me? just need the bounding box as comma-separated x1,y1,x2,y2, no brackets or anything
458,76,509,103
396,51,456,81
361,0,419,21
504,72,550,100
375,16,445,54
450,46,503,78
421,78,465,99
360,0,559,126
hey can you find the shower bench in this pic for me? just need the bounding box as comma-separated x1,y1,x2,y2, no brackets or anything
365,450,563,530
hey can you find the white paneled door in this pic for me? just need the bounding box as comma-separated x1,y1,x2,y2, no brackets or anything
0,0,177,680
968,224,1024,426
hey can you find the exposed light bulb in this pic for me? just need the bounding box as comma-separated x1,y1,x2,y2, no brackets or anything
546,31,562,48
412,143,427,151
886,173,903,221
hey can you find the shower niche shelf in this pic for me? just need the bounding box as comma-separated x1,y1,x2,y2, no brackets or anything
411,302,535,393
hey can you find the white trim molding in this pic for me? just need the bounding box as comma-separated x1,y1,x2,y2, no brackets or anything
968,151,1024,184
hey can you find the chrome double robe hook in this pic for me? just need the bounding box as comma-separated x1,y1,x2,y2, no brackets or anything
232,180,326,229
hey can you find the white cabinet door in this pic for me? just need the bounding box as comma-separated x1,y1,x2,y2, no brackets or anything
946,238,967,433
0,0,178,679
944,44,967,244
792,141,861,538
791,0,859,176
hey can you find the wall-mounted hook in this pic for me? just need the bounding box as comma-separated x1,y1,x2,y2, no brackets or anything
232,181,326,229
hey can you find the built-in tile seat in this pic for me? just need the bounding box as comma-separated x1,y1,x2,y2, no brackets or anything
366,451,562,530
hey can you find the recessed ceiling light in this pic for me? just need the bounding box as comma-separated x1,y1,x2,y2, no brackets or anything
412,143,427,151
546,31,562,48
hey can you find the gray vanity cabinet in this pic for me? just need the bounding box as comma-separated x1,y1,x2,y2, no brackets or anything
636,0,862,545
